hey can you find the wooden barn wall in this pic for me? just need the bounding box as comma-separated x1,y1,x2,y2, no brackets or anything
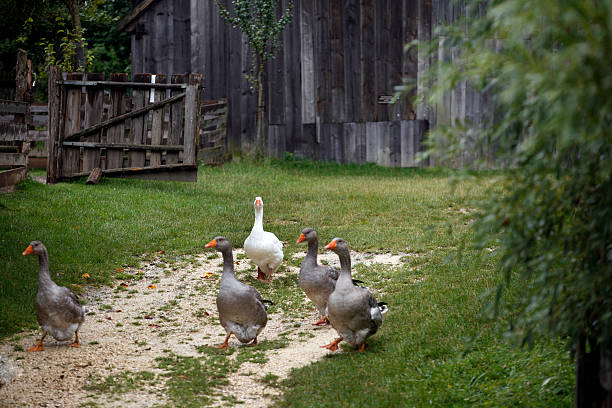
128,0,497,167
131,0,191,77
422,0,498,167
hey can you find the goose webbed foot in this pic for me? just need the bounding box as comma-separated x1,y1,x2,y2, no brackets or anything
321,337,343,352
28,331,47,352
247,338,258,346
312,316,330,326
256,267,266,280
357,343,365,352
215,332,232,349
69,330,80,348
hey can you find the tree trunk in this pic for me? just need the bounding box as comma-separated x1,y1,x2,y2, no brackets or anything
255,63,265,160
575,336,612,407
62,0,85,70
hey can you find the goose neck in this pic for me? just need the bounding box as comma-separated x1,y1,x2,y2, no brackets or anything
305,239,319,264
37,251,53,286
252,208,264,232
337,250,353,282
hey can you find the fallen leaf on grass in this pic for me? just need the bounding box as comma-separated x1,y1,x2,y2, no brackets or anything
115,309,122,313
156,250,165,255
116,268,124,272
147,284,157,289
144,315,153,319
106,316,112,320
81,273,90,279
148,323,161,328
71,284,81,288
119,282,129,287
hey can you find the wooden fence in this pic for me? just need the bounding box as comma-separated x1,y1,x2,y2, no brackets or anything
198,99,227,165
47,68,203,183
0,100,31,190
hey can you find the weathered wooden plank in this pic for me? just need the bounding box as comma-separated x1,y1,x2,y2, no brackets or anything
106,73,128,169
183,74,202,166
389,120,401,166
376,121,390,166
129,73,151,167
47,66,61,183
300,0,315,124
360,0,376,121
149,74,167,167
0,101,29,115
0,166,27,190
417,0,432,121
330,123,343,163
282,0,300,154
402,0,419,120
318,123,331,162
365,121,378,163
0,152,27,167
343,0,360,123
267,125,285,159
375,0,390,122
63,142,183,151
415,119,429,167
61,72,83,177
314,0,331,123
400,120,414,167
330,0,345,123
68,163,195,179
86,167,102,185
83,73,104,172
167,74,185,164
58,80,185,89
0,123,28,140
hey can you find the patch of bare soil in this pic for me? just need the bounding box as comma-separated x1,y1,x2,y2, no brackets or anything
0,249,411,407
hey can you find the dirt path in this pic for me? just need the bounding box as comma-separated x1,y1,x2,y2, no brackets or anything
0,249,406,407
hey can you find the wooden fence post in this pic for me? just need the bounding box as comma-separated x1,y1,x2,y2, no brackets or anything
46,66,61,184
183,74,202,166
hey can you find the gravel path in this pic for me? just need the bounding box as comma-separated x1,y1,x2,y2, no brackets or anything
0,249,405,407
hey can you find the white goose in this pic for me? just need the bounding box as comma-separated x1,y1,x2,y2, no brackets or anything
244,196,283,281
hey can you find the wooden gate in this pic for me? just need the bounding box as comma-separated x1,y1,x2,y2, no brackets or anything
47,66,202,183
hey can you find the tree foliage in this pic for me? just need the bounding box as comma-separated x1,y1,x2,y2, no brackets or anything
216,0,293,91
417,0,611,351
216,0,293,159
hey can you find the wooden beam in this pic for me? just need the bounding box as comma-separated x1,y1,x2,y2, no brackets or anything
47,65,61,184
63,92,185,142
0,166,27,190
0,153,27,167
57,80,186,89
116,0,158,32
67,163,196,178
62,142,184,151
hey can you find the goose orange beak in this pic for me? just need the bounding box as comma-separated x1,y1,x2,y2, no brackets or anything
296,233,306,244
255,199,262,207
22,245,34,256
205,239,217,248
325,240,337,250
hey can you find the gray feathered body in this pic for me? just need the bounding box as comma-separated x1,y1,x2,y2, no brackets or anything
36,283,85,341
216,242,267,344
298,234,339,317
327,278,382,346
32,242,85,341
326,239,383,347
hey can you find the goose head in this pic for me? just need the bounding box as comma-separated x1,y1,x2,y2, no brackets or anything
254,196,263,211
205,236,232,252
296,227,317,244
325,237,349,254
22,241,47,256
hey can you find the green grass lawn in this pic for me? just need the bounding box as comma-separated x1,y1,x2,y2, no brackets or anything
0,160,573,406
